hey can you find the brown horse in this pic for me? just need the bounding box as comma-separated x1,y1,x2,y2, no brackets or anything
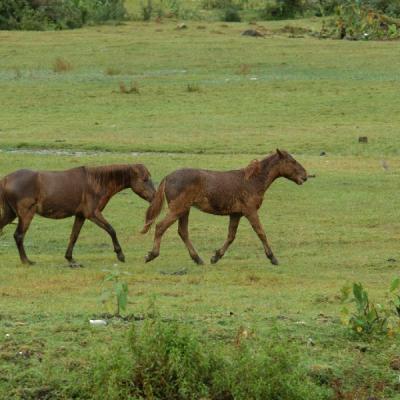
141,149,308,265
0,164,155,266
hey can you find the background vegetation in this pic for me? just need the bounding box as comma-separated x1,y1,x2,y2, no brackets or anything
1,13,400,400
2,0,400,30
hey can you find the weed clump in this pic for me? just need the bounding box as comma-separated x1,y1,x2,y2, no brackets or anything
53,57,73,73
186,83,200,92
105,67,121,76
119,81,140,94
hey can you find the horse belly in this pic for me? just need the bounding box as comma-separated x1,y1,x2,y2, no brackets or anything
36,191,81,219
37,201,77,219
194,194,239,215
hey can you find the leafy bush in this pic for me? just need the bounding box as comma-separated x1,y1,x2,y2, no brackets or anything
89,315,331,399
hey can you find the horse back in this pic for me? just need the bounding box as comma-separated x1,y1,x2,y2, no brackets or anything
165,168,259,215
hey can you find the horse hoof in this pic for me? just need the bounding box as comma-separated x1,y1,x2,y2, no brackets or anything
117,253,125,263
69,262,82,268
210,254,220,264
23,259,35,266
269,255,279,265
192,256,204,265
145,252,157,263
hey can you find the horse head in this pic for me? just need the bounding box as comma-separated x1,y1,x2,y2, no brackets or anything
130,164,156,202
276,149,308,185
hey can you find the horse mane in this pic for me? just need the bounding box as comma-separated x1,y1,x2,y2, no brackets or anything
86,164,132,192
244,159,261,180
244,152,279,179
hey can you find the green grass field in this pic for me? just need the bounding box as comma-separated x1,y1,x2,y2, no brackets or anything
1,19,400,399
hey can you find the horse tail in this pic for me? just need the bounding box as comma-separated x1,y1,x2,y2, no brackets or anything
0,182,5,223
141,178,166,234
0,180,15,234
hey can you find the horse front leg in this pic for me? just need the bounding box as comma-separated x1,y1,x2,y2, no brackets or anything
65,215,85,267
211,214,241,264
14,207,36,265
145,211,180,263
178,211,204,265
89,211,125,262
245,212,278,265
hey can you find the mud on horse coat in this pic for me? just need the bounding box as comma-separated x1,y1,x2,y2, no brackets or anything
141,149,308,265
0,164,155,266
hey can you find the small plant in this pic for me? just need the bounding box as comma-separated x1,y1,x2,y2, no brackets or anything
186,83,200,92
340,278,400,336
53,57,73,73
341,282,388,335
100,268,130,316
119,81,140,94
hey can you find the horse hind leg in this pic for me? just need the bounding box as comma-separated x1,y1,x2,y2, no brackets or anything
14,207,36,265
145,211,180,263
65,215,85,267
178,211,204,265
211,214,241,264
0,199,16,232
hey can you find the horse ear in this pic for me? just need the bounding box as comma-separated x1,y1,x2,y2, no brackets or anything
245,159,261,180
276,149,284,158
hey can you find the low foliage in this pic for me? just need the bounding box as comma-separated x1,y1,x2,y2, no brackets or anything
0,0,127,30
89,315,331,399
320,1,400,40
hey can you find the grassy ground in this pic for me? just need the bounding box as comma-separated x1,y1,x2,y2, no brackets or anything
1,19,400,399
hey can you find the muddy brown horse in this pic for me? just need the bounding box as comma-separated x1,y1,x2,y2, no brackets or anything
141,149,308,265
0,164,155,266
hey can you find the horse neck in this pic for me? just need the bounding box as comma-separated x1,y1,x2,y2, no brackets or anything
258,154,282,192
88,165,131,197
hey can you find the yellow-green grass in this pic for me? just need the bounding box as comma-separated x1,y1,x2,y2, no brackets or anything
1,19,400,398
1,151,400,397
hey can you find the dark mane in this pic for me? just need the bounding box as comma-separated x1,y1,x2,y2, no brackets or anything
86,164,132,192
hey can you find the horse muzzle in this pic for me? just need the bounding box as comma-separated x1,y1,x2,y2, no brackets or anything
296,176,308,185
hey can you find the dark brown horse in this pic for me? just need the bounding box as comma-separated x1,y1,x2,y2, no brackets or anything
141,149,307,265
0,164,155,266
